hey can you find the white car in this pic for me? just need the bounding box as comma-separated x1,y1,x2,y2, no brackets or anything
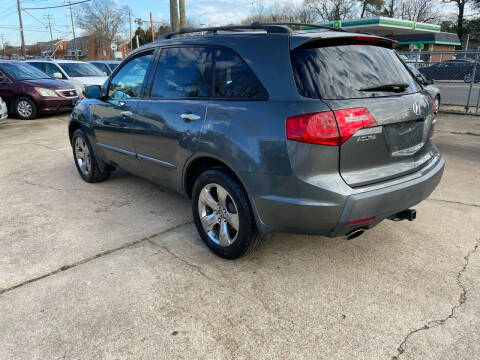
0,96,7,121
25,59,108,96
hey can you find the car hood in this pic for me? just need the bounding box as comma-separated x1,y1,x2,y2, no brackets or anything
68,76,107,86
23,78,73,90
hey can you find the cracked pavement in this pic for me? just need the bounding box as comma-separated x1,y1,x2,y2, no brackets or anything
0,113,479,359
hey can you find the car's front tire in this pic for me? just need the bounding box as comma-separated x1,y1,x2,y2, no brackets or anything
192,169,262,259
72,128,111,183
14,96,37,120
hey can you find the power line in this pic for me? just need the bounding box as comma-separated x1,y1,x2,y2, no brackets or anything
22,0,90,10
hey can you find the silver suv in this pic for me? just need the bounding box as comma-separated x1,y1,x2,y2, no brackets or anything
68,23,444,259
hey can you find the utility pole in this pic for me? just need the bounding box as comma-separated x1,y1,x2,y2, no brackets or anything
0,34,6,57
44,14,54,41
67,0,78,60
179,0,186,29
149,12,155,42
16,0,26,58
169,0,179,32
129,10,132,51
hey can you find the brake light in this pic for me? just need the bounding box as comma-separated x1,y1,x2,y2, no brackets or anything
334,108,376,143
354,35,382,42
286,111,339,146
286,108,376,146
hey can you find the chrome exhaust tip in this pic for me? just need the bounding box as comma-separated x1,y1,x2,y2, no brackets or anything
346,228,365,240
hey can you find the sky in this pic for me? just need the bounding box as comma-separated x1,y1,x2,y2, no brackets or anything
0,0,303,47
0,0,470,47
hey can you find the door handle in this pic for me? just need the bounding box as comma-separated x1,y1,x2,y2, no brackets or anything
180,113,201,121
121,110,133,118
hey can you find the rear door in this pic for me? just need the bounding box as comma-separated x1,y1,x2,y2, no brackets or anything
132,46,212,187
291,39,438,187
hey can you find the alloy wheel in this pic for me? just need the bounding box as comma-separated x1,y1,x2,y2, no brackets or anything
17,100,32,118
74,136,91,177
197,183,240,247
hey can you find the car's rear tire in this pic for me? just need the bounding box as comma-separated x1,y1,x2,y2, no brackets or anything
192,169,262,259
14,96,37,120
434,95,440,110
72,128,111,183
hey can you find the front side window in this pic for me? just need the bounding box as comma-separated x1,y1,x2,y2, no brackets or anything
150,47,212,98
214,48,267,99
108,51,154,99
45,63,63,78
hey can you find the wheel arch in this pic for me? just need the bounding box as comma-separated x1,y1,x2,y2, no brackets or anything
183,155,249,200
11,94,37,114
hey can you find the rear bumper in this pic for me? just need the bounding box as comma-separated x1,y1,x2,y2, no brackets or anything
251,155,445,236
329,155,444,236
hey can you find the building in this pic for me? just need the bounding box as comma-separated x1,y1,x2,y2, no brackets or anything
313,17,461,60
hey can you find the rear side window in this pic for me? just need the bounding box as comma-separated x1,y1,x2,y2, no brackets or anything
28,62,45,72
214,48,267,99
291,44,420,100
151,47,212,98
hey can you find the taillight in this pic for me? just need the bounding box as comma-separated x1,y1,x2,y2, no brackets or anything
286,107,376,146
334,108,376,144
286,111,339,146
430,96,438,116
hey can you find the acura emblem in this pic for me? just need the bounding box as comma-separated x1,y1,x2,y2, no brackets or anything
412,102,421,116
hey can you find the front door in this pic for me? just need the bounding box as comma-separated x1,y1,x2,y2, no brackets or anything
92,50,155,172
133,46,212,188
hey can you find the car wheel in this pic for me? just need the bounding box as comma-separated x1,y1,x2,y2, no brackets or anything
434,96,440,110
464,73,472,83
14,97,37,120
192,169,262,259
72,128,111,183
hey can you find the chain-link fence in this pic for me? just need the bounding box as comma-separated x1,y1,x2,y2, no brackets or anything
398,50,480,114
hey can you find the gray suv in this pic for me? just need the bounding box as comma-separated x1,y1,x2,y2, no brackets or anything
68,23,444,259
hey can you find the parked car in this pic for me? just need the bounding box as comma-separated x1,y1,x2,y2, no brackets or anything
419,59,479,83
26,59,108,96
408,64,441,109
89,60,120,75
0,96,7,121
0,60,79,119
69,23,444,259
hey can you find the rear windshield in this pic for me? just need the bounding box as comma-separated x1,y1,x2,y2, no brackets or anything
291,44,420,100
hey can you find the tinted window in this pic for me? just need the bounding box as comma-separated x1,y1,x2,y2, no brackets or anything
151,47,212,98
108,51,153,99
45,63,63,77
1,63,50,80
92,62,110,74
28,62,45,72
215,48,267,98
291,45,420,100
108,63,119,70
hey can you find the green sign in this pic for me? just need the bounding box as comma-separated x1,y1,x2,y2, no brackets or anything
415,43,424,50
333,21,341,29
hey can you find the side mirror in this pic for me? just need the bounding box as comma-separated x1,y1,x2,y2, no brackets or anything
84,85,102,99
53,72,63,79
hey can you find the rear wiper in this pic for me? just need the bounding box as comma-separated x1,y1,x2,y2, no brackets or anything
359,83,409,93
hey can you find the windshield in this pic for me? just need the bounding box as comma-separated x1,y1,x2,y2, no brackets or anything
0,62,50,80
59,62,105,77
291,44,420,100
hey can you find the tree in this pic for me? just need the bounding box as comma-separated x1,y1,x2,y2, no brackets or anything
359,0,385,17
380,0,399,17
400,0,440,22
305,0,357,21
444,0,471,43
75,0,129,48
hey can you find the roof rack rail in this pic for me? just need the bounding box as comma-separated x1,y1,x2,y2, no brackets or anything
160,22,344,40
